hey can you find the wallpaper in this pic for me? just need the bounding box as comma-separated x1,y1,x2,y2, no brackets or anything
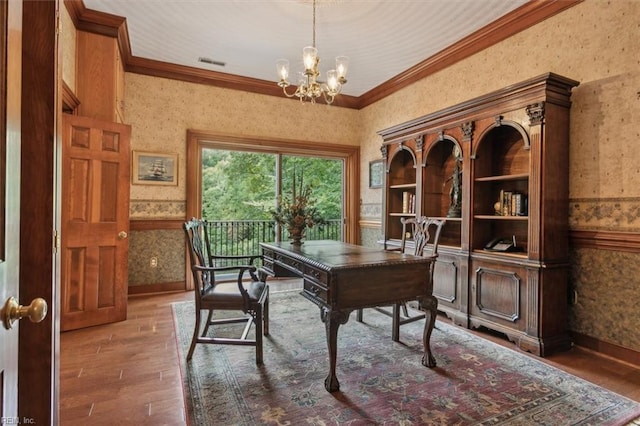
60,5,76,92
125,74,362,218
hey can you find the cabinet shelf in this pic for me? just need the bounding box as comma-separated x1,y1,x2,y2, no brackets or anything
474,215,528,221
389,183,417,189
432,216,462,222
473,249,529,259
389,212,416,217
475,173,529,182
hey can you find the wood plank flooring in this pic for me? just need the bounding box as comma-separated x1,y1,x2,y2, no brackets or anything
60,279,640,425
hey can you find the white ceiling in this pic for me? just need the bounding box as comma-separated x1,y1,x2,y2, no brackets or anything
82,0,529,97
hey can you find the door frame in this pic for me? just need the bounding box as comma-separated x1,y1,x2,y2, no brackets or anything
19,0,59,423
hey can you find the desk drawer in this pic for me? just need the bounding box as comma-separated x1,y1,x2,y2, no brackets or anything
262,258,275,275
275,253,303,272
304,264,329,285
303,279,328,303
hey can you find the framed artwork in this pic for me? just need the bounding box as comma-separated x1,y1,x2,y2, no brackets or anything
132,151,178,185
369,159,384,189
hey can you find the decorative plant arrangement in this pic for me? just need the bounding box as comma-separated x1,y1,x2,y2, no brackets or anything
271,173,324,245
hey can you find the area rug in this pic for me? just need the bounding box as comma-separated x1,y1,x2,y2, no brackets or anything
172,290,640,425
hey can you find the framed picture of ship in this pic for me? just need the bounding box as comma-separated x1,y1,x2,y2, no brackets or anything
132,151,178,186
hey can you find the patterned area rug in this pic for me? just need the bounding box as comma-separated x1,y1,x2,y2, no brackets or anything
172,290,640,425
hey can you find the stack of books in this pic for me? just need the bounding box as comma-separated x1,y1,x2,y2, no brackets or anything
497,189,527,216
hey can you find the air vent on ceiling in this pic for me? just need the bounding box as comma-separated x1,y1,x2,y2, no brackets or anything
198,57,226,67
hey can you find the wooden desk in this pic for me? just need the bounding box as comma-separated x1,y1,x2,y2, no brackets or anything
260,240,437,392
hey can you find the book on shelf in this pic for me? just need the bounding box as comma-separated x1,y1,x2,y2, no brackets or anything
402,191,415,214
496,190,527,216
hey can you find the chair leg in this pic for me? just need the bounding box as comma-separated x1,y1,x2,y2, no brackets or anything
391,303,401,342
202,309,214,337
401,303,410,317
187,309,202,361
255,304,263,365
356,308,363,322
263,291,270,336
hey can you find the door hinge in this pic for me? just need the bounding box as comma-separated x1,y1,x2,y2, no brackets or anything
53,229,60,253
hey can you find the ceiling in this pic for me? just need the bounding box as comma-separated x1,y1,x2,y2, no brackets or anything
81,0,530,100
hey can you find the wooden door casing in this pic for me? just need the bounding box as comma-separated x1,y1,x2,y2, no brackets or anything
0,0,22,417
61,114,131,331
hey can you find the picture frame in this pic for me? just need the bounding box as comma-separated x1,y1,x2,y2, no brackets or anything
132,151,178,186
369,159,384,189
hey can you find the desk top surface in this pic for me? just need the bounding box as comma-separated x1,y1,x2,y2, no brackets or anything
260,240,433,271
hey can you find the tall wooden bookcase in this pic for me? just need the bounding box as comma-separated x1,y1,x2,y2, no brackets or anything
379,73,579,356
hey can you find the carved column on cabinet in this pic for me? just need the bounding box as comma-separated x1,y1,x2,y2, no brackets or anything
526,102,544,260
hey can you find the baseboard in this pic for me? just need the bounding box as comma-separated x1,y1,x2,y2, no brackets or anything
128,281,186,295
571,331,640,368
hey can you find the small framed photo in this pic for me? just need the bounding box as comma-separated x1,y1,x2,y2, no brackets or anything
369,159,384,189
132,151,178,186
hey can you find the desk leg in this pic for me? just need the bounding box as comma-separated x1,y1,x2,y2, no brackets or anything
320,307,351,392
420,295,438,368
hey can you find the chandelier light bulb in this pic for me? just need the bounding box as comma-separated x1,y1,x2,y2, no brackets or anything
302,46,318,73
336,56,349,83
276,59,290,83
326,69,339,92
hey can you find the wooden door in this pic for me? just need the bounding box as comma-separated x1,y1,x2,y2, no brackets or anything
0,0,22,416
61,114,131,331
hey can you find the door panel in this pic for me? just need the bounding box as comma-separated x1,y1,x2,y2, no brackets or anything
61,114,130,331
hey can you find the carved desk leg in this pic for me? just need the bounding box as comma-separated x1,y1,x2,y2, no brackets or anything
320,307,351,392
420,295,438,368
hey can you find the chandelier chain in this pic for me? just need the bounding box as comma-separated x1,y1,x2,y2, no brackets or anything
312,0,316,48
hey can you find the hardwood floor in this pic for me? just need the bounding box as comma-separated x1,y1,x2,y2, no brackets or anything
60,279,640,425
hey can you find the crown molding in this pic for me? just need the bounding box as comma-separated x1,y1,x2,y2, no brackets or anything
125,56,361,109
66,0,582,110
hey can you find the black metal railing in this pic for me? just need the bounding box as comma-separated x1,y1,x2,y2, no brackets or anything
203,219,342,267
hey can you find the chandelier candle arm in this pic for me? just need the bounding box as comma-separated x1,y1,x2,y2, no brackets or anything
275,0,348,105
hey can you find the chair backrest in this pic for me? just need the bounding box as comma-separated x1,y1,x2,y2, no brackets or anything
183,218,213,295
398,216,445,258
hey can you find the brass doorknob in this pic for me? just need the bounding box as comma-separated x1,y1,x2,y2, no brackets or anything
118,231,128,239
2,297,48,330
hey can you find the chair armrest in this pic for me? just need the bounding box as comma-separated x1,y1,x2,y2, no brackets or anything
192,264,257,275
211,254,263,264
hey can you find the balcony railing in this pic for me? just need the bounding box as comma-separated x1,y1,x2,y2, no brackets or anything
204,219,342,267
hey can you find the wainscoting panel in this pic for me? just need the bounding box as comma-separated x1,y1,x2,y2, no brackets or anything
129,220,185,292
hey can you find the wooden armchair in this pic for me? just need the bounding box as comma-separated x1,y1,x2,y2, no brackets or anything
357,216,445,341
183,218,269,364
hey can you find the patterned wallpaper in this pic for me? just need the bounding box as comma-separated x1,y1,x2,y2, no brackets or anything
125,74,362,218
61,5,76,92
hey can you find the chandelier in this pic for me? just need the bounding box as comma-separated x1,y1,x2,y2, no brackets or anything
276,0,349,105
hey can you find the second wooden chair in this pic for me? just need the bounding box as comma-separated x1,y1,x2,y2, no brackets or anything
357,216,445,341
